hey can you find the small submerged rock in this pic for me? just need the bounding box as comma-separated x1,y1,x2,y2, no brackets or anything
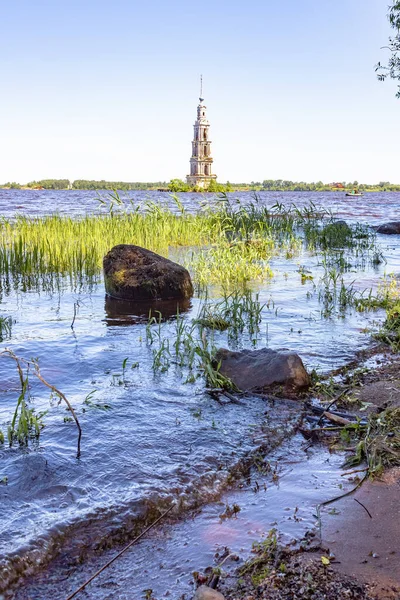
193,585,226,600
103,244,193,301
215,347,310,394
375,221,400,234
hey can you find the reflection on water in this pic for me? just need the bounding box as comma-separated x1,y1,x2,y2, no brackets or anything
104,295,192,326
1,190,400,594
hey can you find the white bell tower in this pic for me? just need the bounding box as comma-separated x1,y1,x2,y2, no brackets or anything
186,76,217,189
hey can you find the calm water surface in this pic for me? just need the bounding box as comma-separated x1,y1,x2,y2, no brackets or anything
0,190,399,597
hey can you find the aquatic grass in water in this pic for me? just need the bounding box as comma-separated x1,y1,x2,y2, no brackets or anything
0,316,12,342
0,195,395,452
186,242,274,288
317,271,400,319
146,307,234,389
196,289,265,347
145,288,265,388
0,198,345,294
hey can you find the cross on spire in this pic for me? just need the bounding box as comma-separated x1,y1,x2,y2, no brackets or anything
199,74,204,102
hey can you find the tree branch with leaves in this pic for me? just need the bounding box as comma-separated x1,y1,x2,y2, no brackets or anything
376,2,400,98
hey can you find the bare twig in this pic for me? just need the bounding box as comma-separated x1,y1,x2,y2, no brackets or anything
1,349,82,458
317,387,351,426
316,474,368,541
322,411,352,426
71,302,79,329
32,360,82,458
2,349,25,389
221,390,244,405
65,504,175,600
354,497,372,519
341,467,368,477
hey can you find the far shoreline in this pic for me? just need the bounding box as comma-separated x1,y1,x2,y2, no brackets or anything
1,185,400,193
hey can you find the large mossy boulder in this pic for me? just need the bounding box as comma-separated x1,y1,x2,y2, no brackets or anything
215,347,310,394
375,222,400,234
103,244,193,301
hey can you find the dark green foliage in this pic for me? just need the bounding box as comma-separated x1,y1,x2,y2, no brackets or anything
345,407,400,475
376,1,400,98
73,180,168,190
27,179,70,190
0,317,12,342
375,302,400,349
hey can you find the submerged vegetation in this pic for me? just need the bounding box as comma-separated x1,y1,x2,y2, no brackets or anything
145,288,265,389
0,194,328,293
0,193,383,295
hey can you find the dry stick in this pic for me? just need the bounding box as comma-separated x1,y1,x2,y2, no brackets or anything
65,504,175,600
354,497,372,519
2,350,24,389
340,467,368,477
71,302,78,329
316,473,368,542
316,387,351,427
322,411,352,426
221,390,244,405
32,361,82,458
208,552,237,589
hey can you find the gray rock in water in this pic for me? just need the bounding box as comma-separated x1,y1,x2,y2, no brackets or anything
103,244,193,301
193,586,226,600
215,347,310,393
375,222,400,235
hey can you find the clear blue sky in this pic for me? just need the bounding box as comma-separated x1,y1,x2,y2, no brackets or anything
0,0,398,184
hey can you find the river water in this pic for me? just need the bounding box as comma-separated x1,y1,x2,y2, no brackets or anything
0,190,399,598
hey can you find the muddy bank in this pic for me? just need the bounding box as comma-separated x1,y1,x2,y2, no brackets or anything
322,467,400,600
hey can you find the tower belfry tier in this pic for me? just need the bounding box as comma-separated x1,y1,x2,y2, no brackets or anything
186,82,217,189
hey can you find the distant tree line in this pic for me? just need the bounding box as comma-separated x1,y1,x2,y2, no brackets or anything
258,180,400,192
17,179,168,190
71,180,167,190
27,179,71,190
1,179,400,192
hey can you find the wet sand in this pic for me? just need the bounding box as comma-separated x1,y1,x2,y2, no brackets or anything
322,467,400,599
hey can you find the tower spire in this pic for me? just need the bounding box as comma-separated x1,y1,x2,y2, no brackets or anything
187,82,217,189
